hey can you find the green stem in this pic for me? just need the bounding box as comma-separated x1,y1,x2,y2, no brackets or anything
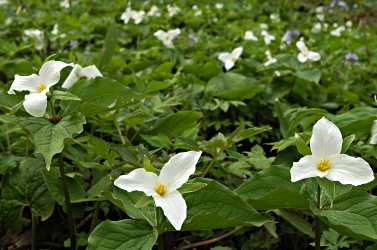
59,159,77,250
315,184,321,250
31,207,37,250
201,157,216,177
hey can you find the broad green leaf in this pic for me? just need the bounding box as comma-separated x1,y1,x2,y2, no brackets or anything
316,191,377,241
149,111,202,138
88,219,158,250
274,209,314,238
236,166,309,209
230,126,271,143
295,69,321,83
206,72,264,100
52,90,81,102
341,134,355,153
1,158,55,221
20,113,86,170
182,178,268,230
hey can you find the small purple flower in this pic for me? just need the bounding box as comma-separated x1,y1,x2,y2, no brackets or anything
345,52,358,62
282,30,301,45
69,40,78,48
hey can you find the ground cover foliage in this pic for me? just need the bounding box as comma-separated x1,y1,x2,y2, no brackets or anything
1,0,377,249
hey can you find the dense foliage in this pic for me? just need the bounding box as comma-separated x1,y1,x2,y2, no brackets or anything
1,0,377,249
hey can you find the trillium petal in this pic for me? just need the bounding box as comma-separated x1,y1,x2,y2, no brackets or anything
218,52,230,63
308,51,321,61
61,64,81,89
326,154,374,186
290,155,325,182
159,151,201,191
154,30,165,40
23,92,47,117
153,190,186,230
310,117,343,158
296,40,307,52
8,74,40,94
297,53,308,63
168,28,181,38
224,60,235,71
114,168,159,196
232,47,243,58
38,60,72,87
81,65,103,79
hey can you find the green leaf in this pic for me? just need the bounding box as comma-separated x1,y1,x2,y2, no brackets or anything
52,90,81,102
206,72,264,100
1,158,55,221
274,209,314,238
149,111,202,138
341,134,355,153
230,126,271,143
182,178,268,230
295,69,321,83
317,191,377,241
20,113,86,170
98,23,118,70
178,180,207,194
236,166,309,209
295,133,311,156
88,219,158,250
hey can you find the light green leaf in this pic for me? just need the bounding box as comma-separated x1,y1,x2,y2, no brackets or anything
295,69,321,83
21,113,86,170
88,219,158,250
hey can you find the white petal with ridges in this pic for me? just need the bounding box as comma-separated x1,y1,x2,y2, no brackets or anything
114,168,158,196
310,117,342,158
38,60,72,87
290,155,326,182
297,53,308,63
326,154,374,186
8,74,40,94
159,151,201,191
153,190,186,230
308,51,321,61
23,92,47,117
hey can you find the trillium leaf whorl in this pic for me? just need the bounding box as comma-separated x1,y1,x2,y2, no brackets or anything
114,151,202,230
290,117,374,186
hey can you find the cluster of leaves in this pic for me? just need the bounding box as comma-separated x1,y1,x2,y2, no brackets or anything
0,0,377,249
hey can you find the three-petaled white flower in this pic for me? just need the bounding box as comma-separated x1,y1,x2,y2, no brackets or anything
167,4,180,17
121,7,145,24
114,151,202,230
24,29,44,51
330,25,345,37
261,30,275,45
264,50,277,66
62,64,102,89
8,60,72,117
154,29,181,48
147,5,160,17
296,40,320,63
290,117,374,186
218,47,243,71
244,31,258,41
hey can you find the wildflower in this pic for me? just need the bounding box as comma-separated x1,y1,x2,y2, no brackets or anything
147,5,160,17
24,29,44,51
60,0,69,8
345,52,358,62
260,23,268,30
154,29,181,48
270,14,280,22
296,40,320,63
264,50,277,66
261,30,275,45
330,25,345,37
8,60,72,117
290,117,374,186
244,31,258,41
218,47,243,71
167,4,180,17
282,30,300,45
62,64,102,89
312,23,322,33
120,7,145,24
114,151,202,230
215,3,224,9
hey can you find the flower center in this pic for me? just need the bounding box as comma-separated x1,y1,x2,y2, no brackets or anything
154,183,167,196
38,83,47,92
317,159,331,172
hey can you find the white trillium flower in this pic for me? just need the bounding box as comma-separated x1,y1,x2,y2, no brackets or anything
167,4,180,17
24,29,44,51
312,23,322,33
346,20,352,28
218,47,243,71
215,3,223,9
261,30,275,45
260,23,268,30
8,60,72,117
154,29,181,48
62,64,102,89
296,40,320,63
264,50,277,66
121,7,145,24
330,26,346,37
147,5,160,17
290,117,374,186
60,0,69,8
114,151,202,230
244,31,258,41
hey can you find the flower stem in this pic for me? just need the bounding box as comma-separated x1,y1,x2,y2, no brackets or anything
315,184,321,250
59,159,77,250
31,207,37,250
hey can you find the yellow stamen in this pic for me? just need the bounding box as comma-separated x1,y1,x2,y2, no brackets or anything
154,183,167,196
317,159,331,172
38,84,47,92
